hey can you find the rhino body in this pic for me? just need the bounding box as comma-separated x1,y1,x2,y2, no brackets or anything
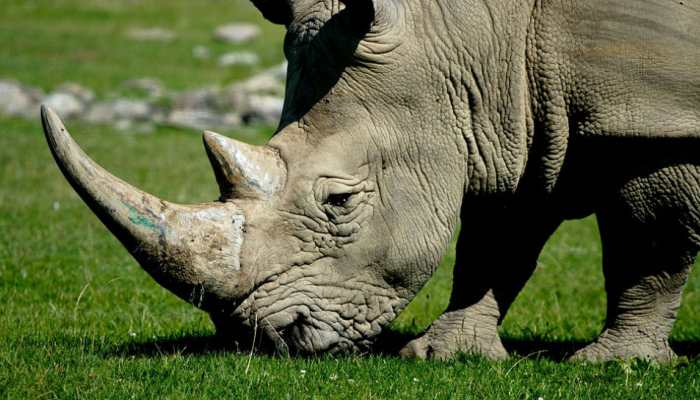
43,0,700,362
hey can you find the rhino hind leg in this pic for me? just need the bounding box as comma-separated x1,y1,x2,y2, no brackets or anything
572,165,700,363
400,203,561,360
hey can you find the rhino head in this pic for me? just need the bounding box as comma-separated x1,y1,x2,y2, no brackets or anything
43,0,471,354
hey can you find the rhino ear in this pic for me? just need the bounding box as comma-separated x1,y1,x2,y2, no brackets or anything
250,0,293,25
338,0,376,29
340,0,402,35
250,0,385,27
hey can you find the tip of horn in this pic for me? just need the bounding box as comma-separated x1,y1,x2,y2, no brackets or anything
202,130,226,154
41,105,66,141
202,130,286,199
41,105,78,165
202,130,237,199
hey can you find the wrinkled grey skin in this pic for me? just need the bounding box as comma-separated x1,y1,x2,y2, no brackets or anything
43,0,700,362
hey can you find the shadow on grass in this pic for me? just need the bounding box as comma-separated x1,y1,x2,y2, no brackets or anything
376,330,700,361
105,333,240,358
505,339,700,361
503,339,588,361
104,331,700,361
373,330,589,361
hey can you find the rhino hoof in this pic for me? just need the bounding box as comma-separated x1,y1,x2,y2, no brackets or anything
399,334,508,361
399,336,431,360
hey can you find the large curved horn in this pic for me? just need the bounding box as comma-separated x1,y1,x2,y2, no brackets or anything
203,130,286,200
42,106,251,311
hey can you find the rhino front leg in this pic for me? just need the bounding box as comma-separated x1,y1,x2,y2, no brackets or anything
400,202,561,360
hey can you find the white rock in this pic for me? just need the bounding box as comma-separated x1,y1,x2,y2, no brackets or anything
221,113,242,127
43,92,84,119
167,109,241,131
84,99,151,123
242,95,283,125
172,87,220,111
112,99,151,121
218,51,260,67
240,73,284,94
126,27,176,41
221,68,286,111
0,80,36,117
192,45,211,60
213,23,261,44
56,82,95,103
84,101,116,123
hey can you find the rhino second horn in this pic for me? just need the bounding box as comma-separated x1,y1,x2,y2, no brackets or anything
203,130,286,200
42,106,251,311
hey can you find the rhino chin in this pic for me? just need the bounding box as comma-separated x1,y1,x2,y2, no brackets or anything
284,319,350,355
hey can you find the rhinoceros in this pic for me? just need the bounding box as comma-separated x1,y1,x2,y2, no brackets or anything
43,0,700,362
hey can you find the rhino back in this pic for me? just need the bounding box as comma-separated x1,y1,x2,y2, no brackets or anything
534,0,700,139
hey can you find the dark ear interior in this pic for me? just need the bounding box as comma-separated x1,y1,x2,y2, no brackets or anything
251,0,377,28
251,0,293,25
338,0,376,34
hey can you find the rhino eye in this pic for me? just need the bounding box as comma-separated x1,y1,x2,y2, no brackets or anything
326,193,352,207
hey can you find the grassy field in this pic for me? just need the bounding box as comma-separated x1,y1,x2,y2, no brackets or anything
3,1,700,398
0,0,285,94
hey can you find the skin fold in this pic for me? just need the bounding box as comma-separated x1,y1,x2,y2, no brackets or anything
43,0,700,362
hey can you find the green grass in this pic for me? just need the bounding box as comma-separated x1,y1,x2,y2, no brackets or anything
0,0,285,95
3,1,700,398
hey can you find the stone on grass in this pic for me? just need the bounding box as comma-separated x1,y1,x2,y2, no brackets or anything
43,92,84,119
220,67,286,115
112,99,151,121
166,109,241,131
56,82,95,104
84,99,152,124
4,63,287,130
213,23,261,44
126,27,176,42
218,51,260,67
0,80,38,117
237,72,285,95
192,45,211,60
84,101,117,124
172,87,221,111
241,95,283,125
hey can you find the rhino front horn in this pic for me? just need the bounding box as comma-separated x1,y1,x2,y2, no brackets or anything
203,130,286,199
42,106,251,311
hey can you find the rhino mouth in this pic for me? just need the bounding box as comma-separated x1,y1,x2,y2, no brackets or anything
225,266,398,355
228,299,360,355
266,312,359,355
220,308,356,355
